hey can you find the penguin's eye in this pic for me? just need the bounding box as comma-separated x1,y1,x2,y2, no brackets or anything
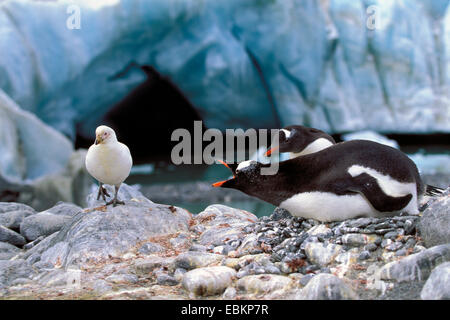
280,129,291,140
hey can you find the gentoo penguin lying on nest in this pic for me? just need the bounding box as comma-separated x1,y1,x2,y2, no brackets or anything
265,125,444,198
213,139,443,222
86,125,133,207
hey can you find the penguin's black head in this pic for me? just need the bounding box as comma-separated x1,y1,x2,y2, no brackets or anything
212,160,261,191
265,125,335,156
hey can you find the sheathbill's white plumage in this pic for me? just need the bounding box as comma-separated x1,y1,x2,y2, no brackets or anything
85,125,132,206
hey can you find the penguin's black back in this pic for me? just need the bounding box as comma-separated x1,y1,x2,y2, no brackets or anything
256,140,424,205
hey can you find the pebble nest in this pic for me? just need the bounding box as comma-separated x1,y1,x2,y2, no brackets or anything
219,208,423,277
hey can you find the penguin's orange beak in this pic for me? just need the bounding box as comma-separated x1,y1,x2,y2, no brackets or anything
212,159,236,188
264,146,278,157
212,180,228,187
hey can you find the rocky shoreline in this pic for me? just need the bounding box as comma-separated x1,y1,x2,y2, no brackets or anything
0,184,449,300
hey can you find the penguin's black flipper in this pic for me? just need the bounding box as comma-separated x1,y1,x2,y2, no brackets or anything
348,173,413,212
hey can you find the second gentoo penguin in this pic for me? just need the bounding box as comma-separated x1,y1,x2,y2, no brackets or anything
85,126,133,207
213,140,440,222
265,125,335,158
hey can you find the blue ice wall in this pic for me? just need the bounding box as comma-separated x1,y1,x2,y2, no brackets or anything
0,0,449,139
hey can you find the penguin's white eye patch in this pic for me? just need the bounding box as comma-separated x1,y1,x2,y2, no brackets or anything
236,160,253,172
281,129,291,139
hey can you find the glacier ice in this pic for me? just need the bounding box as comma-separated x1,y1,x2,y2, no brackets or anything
0,0,449,141
0,89,73,189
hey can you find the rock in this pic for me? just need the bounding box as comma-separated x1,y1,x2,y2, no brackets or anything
86,183,153,208
156,273,178,286
195,205,257,246
270,208,292,220
385,241,403,252
0,203,35,214
92,279,113,294
420,262,450,300
36,268,82,287
296,274,358,300
36,194,192,268
358,250,371,261
0,241,20,260
133,256,173,276
174,251,223,270
18,232,59,265
237,274,294,294
418,189,450,247
20,212,73,241
0,259,34,287
298,274,314,287
342,234,381,247
174,268,187,282
45,202,82,217
0,225,26,246
379,244,450,282
105,274,139,284
23,236,45,250
236,234,261,256
138,242,165,255
0,210,35,230
169,233,191,249
182,266,236,296
307,224,332,237
346,217,375,228
384,231,399,240
304,242,342,267
222,286,237,299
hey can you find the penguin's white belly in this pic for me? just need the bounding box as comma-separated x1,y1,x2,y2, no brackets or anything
279,165,419,222
86,143,132,186
279,192,379,222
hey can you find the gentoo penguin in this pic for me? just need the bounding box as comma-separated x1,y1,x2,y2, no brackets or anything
265,125,335,158
85,125,133,207
265,125,443,198
213,140,438,222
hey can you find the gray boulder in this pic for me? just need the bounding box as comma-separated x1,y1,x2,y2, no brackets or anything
296,274,358,300
0,210,35,230
20,212,73,241
174,251,224,270
195,204,258,246
46,202,82,217
0,225,26,246
86,183,153,208
237,274,294,294
182,266,236,296
37,197,191,268
0,259,35,287
418,188,450,247
0,202,35,214
380,244,450,282
420,262,450,300
0,241,21,260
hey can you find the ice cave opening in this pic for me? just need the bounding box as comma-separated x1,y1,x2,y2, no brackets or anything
75,65,205,164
